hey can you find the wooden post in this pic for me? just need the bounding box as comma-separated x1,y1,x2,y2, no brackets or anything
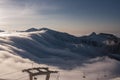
46,73,50,80
22,67,58,80
29,74,33,80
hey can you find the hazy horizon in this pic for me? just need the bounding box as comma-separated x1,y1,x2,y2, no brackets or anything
0,27,120,38
0,0,120,35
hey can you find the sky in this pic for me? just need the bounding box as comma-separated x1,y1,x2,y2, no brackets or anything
0,0,120,35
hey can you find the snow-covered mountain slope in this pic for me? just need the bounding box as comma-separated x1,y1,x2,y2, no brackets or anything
0,28,120,80
0,28,120,69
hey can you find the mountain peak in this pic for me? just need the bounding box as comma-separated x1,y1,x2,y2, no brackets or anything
39,28,51,31
25,28,39,32
90,32,96,36
23,27,52,32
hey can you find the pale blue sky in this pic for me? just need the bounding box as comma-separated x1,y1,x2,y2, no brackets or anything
0,0,120,35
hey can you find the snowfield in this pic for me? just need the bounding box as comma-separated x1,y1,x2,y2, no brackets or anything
0,28,120,80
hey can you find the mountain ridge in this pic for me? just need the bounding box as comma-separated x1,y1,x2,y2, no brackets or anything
14,27,120,56
0,28,120,69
